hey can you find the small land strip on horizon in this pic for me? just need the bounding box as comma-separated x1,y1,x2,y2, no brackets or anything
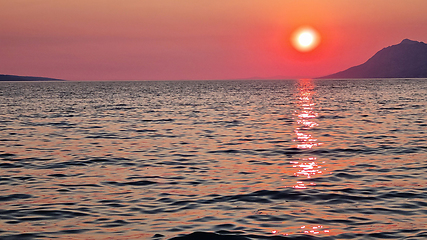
0,74,64,82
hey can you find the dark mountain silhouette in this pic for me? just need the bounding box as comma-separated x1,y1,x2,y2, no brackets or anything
0,74,63,81
319,39,427,79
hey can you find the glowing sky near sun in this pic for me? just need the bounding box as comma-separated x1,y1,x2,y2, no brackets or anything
1,0,427,80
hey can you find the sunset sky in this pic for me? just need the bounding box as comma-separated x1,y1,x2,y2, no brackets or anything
1,0,427,80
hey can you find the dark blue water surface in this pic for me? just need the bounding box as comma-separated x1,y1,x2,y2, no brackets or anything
0,79,426,239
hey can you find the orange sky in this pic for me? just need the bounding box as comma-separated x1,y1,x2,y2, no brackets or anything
1,0,427,80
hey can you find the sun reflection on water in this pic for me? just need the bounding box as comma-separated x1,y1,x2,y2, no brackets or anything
282,79,331,235
270,225,331,237
289,79,327,189
291,157,326,178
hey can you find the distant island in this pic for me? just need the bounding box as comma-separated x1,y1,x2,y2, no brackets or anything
0,74,64,81
319,39,427,79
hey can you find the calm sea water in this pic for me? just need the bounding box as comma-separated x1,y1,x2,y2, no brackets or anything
0,79,426,240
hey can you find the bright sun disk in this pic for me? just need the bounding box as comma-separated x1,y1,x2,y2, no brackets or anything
298,32,314,47
291,26,320,52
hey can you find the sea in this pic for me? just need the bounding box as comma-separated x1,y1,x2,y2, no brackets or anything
0,79,426,240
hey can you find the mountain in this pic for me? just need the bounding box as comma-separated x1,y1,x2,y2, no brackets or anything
0,74,64,81
319,39,427,79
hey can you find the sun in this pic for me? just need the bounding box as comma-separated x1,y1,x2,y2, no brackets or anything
291,26,320,52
